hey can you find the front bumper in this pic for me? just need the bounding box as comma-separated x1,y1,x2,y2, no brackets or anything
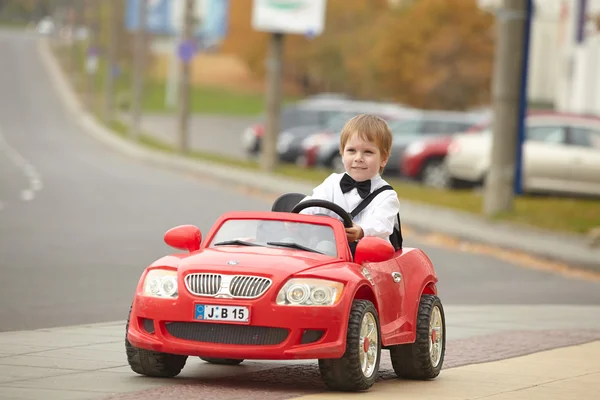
127,294,350,360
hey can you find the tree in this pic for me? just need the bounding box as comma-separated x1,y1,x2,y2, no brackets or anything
219,0,390,96
374,0,495,110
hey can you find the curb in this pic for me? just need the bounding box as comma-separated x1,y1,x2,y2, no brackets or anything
37,38,600,273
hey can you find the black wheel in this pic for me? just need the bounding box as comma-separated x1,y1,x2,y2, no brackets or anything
125,308,188,377
421,159,452,189
389,294,445,379
318,300,381,391
199,357,244,365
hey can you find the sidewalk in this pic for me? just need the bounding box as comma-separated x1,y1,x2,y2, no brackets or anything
39,38,600,274
1,306,600,400
295,341,600,400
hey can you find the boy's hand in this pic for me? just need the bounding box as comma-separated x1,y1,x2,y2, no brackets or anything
346,223,364,242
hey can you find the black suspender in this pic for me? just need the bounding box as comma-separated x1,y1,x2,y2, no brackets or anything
350,185,394,218
349,185,403,250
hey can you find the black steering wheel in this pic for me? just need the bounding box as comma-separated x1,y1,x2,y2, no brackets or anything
290,199,354,228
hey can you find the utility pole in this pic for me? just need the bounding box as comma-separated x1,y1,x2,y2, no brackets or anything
103,0,119,123
260,32,285,172
483,0,528,216
177,0,195,154
69,0,78,75
130,0,148,139
85,0,100,112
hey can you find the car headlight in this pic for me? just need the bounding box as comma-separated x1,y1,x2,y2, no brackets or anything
276,278,344,306
143,269,178,298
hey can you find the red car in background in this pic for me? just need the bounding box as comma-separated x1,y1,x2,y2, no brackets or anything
400,110,581,188
401,122,487,188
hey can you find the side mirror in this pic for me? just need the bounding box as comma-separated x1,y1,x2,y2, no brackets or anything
354,237,395,265
164,225,202,252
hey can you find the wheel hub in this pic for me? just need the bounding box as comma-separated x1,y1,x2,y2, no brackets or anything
429,305,443,367
359,312,378,378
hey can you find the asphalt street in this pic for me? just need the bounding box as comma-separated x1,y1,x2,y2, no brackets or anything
1,30,600,334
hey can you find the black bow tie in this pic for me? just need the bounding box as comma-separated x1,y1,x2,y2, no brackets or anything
340,174,371,199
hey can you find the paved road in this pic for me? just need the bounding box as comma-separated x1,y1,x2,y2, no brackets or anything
135,113,256,159
1,30,600,335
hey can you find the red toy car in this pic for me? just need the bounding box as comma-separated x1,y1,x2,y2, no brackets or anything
126,197,446,392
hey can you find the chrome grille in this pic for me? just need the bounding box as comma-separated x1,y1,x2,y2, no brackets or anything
230,276,272,298
184,273,272,298
185,273,222,296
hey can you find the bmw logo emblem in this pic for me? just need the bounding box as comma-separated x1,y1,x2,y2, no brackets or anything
226,260,239,265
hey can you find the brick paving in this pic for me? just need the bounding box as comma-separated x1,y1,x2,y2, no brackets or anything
103,329,600,400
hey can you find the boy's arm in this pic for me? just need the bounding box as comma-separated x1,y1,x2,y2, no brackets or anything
359,194,400,239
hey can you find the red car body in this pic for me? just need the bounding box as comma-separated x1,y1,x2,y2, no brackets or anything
401,135,455,179
127,211,439,361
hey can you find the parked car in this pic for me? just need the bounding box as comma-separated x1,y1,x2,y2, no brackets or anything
445,112,600,196
36,16,55,35
278,102,414,165
401,122,489,188
311,110,488,175
242,97,363,157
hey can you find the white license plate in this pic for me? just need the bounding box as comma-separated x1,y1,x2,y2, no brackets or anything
194,304,250,323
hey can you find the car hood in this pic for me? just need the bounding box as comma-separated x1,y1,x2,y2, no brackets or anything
175,246,342,279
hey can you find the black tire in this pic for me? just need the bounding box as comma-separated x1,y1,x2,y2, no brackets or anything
389,294,445,380
318,300,381,391
125,308,188,378
420,159,452,189
199,357,244,365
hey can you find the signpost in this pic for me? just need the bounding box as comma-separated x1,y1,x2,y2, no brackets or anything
514,0,533,196
124,0,229,151
251,0,327,172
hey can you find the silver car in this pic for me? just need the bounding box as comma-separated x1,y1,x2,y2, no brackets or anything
445,113,600,196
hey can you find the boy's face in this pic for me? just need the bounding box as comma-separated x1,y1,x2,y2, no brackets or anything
342,133,388,182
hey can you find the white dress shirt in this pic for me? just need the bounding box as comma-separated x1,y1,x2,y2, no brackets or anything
299,172,400,242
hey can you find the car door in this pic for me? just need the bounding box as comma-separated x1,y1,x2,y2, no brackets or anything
522,124,571,193
363,259,405,342
564,125,600,196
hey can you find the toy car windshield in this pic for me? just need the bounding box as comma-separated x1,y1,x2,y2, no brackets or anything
208,219,337,257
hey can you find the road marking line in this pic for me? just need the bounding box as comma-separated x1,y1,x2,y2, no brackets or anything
0,125,43,204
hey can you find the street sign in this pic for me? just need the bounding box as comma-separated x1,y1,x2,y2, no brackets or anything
177,40,197,63
125,0,172,34
125,0,230,43
252,0,326,36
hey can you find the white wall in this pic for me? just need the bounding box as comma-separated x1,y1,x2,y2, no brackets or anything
477,0,561,105
528,0,561,104
556,0,600,116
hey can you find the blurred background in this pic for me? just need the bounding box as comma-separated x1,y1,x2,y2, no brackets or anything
1,0,599,235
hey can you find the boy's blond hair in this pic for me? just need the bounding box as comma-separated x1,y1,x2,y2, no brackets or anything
339,114,393,174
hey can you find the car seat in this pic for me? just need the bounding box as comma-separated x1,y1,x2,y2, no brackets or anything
271,193,306,212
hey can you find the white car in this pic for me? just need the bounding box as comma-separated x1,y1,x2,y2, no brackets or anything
36,17,55,35
445,113,600,197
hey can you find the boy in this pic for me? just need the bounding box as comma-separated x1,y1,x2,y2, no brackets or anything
300,114,401,251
